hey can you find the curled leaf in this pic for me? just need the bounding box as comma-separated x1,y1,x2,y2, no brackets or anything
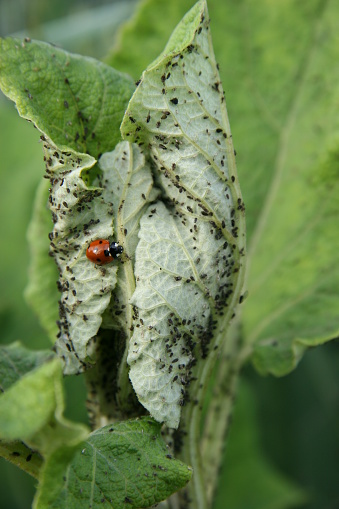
97,141,159,331
121,0,246,427
0,37,135,158
43,138,118,374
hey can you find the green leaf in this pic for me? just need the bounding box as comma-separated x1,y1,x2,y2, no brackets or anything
238,2,339,375
0,440,43,479
214,381,306,509
42,139,119,375
0,351,88,451
34,418,192,509
113,0,339,376
121,0,246,428
25,179,60,343
0,342,89,483
0,37,135,158
0,341,54,392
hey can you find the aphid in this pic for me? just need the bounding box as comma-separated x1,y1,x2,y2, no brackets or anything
86,240,123,265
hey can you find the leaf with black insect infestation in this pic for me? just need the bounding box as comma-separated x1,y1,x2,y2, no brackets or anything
34,418,192,509
121,0,246,428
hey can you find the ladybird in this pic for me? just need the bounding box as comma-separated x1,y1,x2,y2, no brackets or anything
86,240,123,265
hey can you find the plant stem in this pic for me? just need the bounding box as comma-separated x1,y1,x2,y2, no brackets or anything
201,330,242,505
179,326,242,508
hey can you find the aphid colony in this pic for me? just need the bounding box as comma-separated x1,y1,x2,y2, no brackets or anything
119,8,246,429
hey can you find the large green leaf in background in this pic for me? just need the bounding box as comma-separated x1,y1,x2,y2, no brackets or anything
109,0,339,375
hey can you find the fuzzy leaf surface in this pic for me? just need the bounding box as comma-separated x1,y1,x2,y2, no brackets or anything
121,0,245,428
35,418,192,509
0,37,135,158
43,139,119,374
83,142,158,417
0,440,43,479
97,141,158,331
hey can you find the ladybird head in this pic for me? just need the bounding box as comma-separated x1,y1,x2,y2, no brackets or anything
110,242,123,257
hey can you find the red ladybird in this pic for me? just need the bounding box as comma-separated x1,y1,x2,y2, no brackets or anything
86,240,123,265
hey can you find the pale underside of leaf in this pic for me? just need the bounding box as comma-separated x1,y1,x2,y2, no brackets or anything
121,0,246,427
84,142,159,417
128,201,236,427
42,138,118,374
97,141,159,331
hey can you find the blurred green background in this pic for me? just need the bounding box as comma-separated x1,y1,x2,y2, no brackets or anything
1,1,339,508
